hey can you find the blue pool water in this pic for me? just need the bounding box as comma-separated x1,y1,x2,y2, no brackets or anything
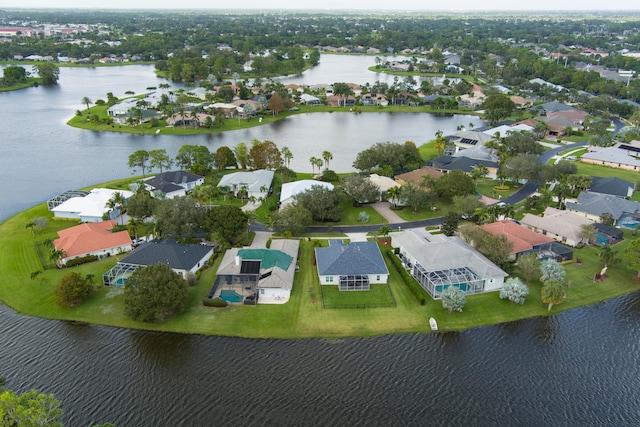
220,290,243,303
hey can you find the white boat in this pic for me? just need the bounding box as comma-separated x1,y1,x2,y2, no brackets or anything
429,317,438,331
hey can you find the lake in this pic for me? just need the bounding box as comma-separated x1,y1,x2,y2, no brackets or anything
1,56,640,426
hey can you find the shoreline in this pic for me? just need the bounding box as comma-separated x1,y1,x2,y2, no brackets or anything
1,178,638,339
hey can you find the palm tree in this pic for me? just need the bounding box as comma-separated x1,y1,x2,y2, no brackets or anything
309,156,320,174
580,224,597,246
322,151,333,169
386,186,401,208
128,217,142,241
109,191,127,226
49,248,66,266
282,146,293,168
25,220,36,236
81,96,92,113
434,130,447,155
470,164,489,185
598,245,615,268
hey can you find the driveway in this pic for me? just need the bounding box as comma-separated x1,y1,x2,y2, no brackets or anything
370,201,407,224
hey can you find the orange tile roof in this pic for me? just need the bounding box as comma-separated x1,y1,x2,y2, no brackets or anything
481,220,554,254
53,220,131,258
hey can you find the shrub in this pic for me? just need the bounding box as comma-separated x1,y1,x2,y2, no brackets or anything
266,238,272,248
185,271,197,286
55,272,93,307
64,254,99,268
203,297,228,307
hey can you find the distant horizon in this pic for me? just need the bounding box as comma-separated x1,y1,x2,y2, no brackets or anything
0,0,638,12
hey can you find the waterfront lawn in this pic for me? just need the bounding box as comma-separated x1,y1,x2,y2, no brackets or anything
2,200,640,338
419,140,440,161
320,284,396,307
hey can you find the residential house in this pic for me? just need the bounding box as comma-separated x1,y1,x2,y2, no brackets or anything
211,239,300,304
481,220,573,262
433,155,498,176
388,61,410,72
368,174,400,201
144,170,204,199
315,240,389,291
566,192,640,229
102,238,214,287
520,207,594,246
391,229,508,299
53,220,132,265
395,167,443,186
589,177,635,199
280,180,334,206
448,130,493,151
50,188,133,222
581,141,640,171
166,112,215,128
510,95,533,109
299,93,322,106
217,169,274,200
360,93,388,106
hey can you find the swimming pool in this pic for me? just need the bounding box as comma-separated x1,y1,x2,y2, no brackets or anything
220,289,243,303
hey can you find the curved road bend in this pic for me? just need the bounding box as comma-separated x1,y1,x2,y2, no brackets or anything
252,142,588,233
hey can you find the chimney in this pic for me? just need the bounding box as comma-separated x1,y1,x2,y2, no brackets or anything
235,255,241,266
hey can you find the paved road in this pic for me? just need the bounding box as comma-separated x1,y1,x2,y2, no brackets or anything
251,142,589,234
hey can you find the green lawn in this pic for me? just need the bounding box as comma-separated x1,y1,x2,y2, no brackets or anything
419,140,441,161
476,179,522,199
2,194,640,338
321,283,396,308
576,162,640,184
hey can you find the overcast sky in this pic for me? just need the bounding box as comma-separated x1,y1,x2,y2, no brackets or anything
0,0,638,11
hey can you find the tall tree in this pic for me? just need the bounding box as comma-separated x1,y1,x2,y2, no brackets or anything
214,146,237,171
128,150,150,177
149,149,173,173
623,238,640,278
0,388,63,427
272,204,313,235
81,96,92,113
281,146,293,168
34,62,60,85
516,253,540,285
294,185,344,222
541,279,565,311
203,205,248,245
124,263,189,322
342,175,380,206
322,151,333,169
234,142,249,170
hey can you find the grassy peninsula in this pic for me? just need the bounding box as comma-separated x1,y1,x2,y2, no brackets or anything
1,181,639,338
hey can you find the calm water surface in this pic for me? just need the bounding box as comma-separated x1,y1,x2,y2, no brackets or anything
1,57,640,426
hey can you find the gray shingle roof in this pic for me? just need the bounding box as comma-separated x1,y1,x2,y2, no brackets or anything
589,177,635,198
145,171,203,194
566,192,640,220
315,240,389,276
119,238,212,270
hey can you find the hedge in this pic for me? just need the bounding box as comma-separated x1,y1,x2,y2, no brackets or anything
64,254,99,268
384,248,429,305
202,297,228,307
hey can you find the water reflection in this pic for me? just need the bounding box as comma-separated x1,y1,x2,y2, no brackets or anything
533,316,559,344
